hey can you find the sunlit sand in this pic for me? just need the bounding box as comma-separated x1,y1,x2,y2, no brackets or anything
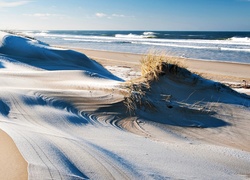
0,31,250,179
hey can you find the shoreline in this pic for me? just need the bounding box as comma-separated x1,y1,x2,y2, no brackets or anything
70,47,250,65
59,46,250,65
69,47,250,84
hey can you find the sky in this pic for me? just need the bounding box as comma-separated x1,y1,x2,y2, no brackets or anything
0,0,250,31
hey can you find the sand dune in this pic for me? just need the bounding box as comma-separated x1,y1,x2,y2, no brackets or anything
0,31,250,179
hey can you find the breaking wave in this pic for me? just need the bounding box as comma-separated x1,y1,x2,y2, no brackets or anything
115,32,157,39
228,36,250,43
19,30,250,63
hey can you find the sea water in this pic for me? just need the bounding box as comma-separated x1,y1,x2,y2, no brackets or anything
22,30,250,64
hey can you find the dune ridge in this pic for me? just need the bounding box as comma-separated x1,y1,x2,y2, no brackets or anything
0,31,250,179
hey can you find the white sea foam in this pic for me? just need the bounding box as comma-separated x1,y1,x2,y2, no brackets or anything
142,31,157,38
115,32,156,39
134,41,250,52
63,38,113,43
228,37,250,43
143,31,155,35
20,30,250,63
115,33,145,39
25,31,250,46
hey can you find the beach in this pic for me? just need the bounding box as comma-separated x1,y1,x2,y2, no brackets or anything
75,48,250,85
1,32,250,179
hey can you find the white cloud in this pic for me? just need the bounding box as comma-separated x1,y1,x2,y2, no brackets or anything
95,13,107,18
23,13,65,20
34,13,54,17
0,0,31,8
95,12,132,19
112,14,125,18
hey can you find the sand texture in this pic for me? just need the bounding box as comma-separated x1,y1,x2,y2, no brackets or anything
0,32,250,179
0,130,28,180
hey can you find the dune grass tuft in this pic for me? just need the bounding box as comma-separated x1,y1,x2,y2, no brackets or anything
2,30,37,40
123,81,156,115
123,51,186,115
140,50,185,81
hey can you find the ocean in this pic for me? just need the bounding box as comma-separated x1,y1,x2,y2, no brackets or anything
22,30,250,64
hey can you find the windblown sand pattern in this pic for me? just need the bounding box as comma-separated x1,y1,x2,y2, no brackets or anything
0,32,250,179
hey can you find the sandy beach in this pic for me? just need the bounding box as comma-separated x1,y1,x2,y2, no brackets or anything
1,32,250,179
73,48,250,83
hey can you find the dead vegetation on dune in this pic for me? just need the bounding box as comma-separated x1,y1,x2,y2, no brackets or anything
140,51,186,81
2,30,37,40
123,81,154,115
123,51,187,115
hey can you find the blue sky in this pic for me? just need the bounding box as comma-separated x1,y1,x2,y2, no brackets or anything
0,0,250,31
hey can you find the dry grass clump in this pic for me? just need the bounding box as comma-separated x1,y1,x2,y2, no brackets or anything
123,51,186,115
2,30,36,40
123,81,155,115
140,51,185,81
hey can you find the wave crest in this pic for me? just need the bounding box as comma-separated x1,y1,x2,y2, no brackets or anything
115,32,156,39
228,37,250,43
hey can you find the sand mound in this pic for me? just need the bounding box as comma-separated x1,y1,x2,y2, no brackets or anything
0,31,122,80
119,62,250,153
124,63,249,127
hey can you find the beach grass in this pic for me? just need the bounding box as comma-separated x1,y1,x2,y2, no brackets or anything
140,50,186,81
2,30,36,40
123,51,186,114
